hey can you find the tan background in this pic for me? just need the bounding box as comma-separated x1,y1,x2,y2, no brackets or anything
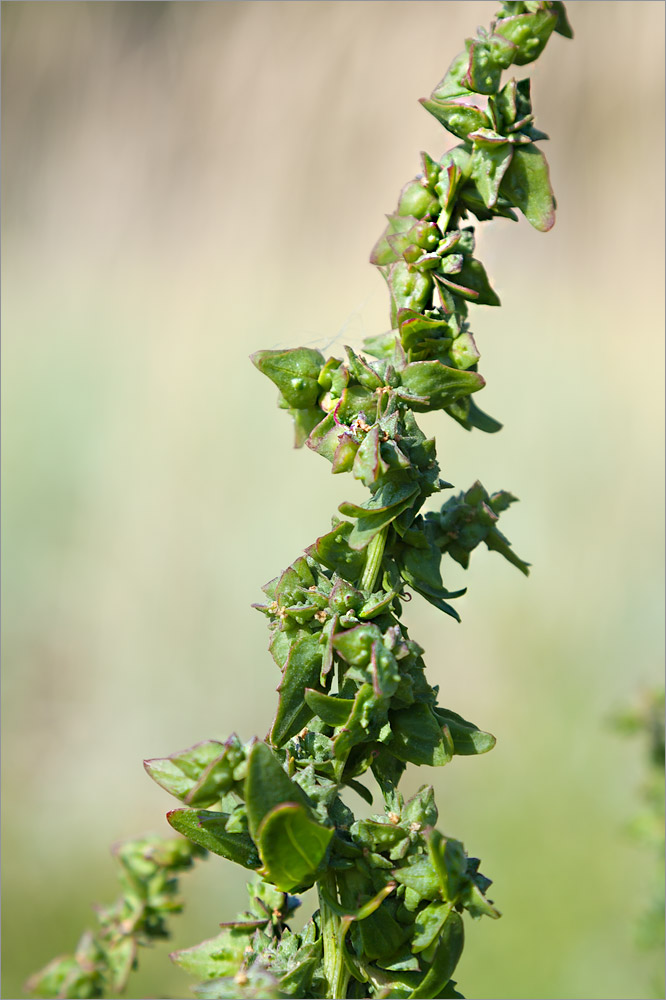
2,3,664,998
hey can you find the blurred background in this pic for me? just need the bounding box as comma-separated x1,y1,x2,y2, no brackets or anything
2,3,664,998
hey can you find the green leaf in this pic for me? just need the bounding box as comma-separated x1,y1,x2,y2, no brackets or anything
353,424,389,488
430,51,472,101
500,143,555,231
388,704,454,766
397,179,440,219
420,99,491,140
170,928,251,980
271,633,323,746
144,737,245,808
257,802,333,892
463,40,503,95
438,259,501,307
470,142,513,209
304,688,354,727
445,396,503,434
433,707,496,755
392,859,440,900
340,482,420,551
167,809,261,870
357,903,411,961
245,742,312,841
428,831,467,902
333,683,387,762
412,900,452,953
306,521,366,582
400,360,485,412
351,817,409,851
340,481,420,521
459,877,501,919
252,348,325,408
407,910,464,999
495,8,558,66
386,261,434,326
552,1,574,38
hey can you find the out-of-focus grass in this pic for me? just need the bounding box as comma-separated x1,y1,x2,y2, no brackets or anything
2,3,663,999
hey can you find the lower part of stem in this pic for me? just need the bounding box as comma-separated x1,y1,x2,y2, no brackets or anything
318,873,351,1000
360,526,388,593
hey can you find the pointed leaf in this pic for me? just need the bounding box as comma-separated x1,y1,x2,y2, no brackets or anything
257,802,333,892
412,900,452,953
428,831,467,902
144,737,245,808
388,704,454,766
245,742,311,841
420,99,491,140
167,809,260,870
470,143,513,209
251,348,325,408
171,928,251,980
400,360,485,412
500,144,555,231
495,9,558,66
306,522,366,582
433,707,496,755
271,633,323,746
304,689,354,728
407,910,464,999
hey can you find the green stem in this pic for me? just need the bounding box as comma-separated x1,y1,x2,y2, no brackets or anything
318,873,351,999
361,526,387,593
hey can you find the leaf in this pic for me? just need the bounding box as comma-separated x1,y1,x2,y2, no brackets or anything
333,683,386,762
400,361,485,412
388,704,454,766
304,688,354,727
397,179,440,219
340,481,420,520
500,144,555,231
245,741,312,841
353,424,389,488
167,809,261,870
271,633,323,746
412,900,452,953
357,903,411,961
445,396,503,434
306,522,366,582
144,737,245,808
438,259,501,307
420,98,491,140
340,482,420,551
392,859,440,900
463,40,503,95
407,910,464,999
251,348,325,408
433,707,496,755
495,8,558,66
170,928,251,980
428,831,467,902
430,51,472,101
386,261,434,325
459,877,501,919
257,802,333,892
470,142,513,209
352,817,409,851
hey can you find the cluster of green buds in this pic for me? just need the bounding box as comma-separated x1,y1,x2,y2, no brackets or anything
28,4,570,998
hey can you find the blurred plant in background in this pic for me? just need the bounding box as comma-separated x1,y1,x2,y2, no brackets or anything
613,689,665,999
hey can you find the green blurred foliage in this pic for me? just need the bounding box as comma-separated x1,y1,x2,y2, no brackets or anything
1,2,663,998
